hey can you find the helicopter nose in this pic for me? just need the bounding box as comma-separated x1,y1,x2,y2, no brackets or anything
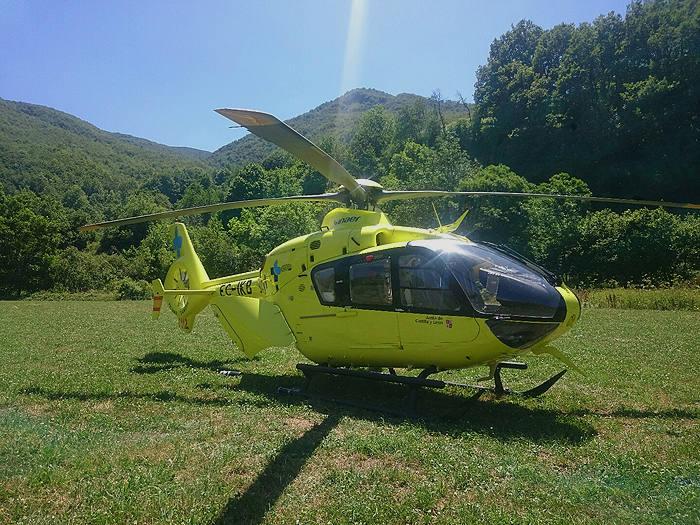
557,285,581,331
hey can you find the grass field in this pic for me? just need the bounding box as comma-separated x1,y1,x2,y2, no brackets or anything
576,287,700,311
0,301,698,524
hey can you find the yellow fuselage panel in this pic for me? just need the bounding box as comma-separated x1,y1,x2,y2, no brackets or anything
210,295,295,358
203,208,581,370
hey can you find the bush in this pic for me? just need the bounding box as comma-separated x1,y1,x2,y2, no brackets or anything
571,208,696,287
114,277,152,300
50,246,124,292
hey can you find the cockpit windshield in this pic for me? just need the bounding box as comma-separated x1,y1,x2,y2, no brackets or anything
409,240,563,319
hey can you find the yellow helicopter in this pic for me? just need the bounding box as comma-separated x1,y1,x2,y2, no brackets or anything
80,108,700,408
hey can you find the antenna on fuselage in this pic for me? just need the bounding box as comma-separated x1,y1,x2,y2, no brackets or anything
432,202,443,229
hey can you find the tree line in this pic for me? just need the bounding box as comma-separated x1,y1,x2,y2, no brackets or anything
0,0,698,298
456,0,699,202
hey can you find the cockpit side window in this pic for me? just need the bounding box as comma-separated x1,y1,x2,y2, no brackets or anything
398,253,461,313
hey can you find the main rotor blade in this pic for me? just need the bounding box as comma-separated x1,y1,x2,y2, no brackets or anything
377,190,700,209
215,108,366,202
78,193,345,231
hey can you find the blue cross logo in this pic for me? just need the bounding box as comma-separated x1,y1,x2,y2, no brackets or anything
270,260,282,282
173,226,183,259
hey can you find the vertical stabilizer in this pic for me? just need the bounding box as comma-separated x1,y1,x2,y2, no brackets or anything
161,223,211,333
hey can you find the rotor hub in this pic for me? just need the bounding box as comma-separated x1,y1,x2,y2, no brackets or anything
344,178,384,208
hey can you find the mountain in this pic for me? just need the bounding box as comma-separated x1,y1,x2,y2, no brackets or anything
110,132,211,160
0,97,212,201
1,98,210,158
210,88,468,167
0,89,468,201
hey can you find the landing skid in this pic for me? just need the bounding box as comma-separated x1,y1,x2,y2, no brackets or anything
277,362,567,416
446,362,568,398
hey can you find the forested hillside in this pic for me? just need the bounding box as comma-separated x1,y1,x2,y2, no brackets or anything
210,88,467,167
0,0,698,299
0,97,213,209
457,0,699,201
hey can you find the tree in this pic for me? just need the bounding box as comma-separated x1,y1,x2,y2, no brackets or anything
228,203,326,272
525,173,591,274
458,165,535,251
347,106,396,179
430,89,447,136
98,191,170,254
382,137,479,229
0,191,66,297
468,3,699,202
395,99,429,148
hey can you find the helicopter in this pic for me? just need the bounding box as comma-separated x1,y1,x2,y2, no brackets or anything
80,108,700,411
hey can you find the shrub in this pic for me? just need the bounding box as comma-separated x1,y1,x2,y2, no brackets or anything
114,277,152,300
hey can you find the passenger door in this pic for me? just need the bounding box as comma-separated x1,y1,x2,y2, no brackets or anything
394,250,479,358
306,252,401,366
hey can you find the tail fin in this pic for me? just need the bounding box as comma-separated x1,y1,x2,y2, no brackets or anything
157,223,212,333
152,279,165,320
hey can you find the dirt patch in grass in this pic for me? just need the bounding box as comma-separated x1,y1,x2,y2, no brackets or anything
24,402,52,417
283,417,318,435
47,488,74,515
536,450,584,472
326,451,385,472
141,439,177,463
92,400,113,411
222,456,265,485
321,450,424,479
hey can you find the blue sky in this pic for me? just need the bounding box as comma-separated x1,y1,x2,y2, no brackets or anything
1,0,630,152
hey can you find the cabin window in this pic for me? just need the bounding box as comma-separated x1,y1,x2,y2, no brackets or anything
312,266,336,304
398,253,461,312
349,258,392,306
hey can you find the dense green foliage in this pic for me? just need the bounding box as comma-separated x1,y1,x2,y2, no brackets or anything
210,88,465,167
459,0,700,201
0,0,698,298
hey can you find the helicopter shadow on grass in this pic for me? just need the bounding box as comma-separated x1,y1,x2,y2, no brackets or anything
231,371,597,444
211,367,599,525
131,351,596,446
23,351,596,525
130,351,249,375
19,352,259,408
213,412,341,525
566,407,699,420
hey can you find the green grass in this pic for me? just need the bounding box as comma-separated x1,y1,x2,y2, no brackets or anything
0,301,698,524
576,287,700,311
